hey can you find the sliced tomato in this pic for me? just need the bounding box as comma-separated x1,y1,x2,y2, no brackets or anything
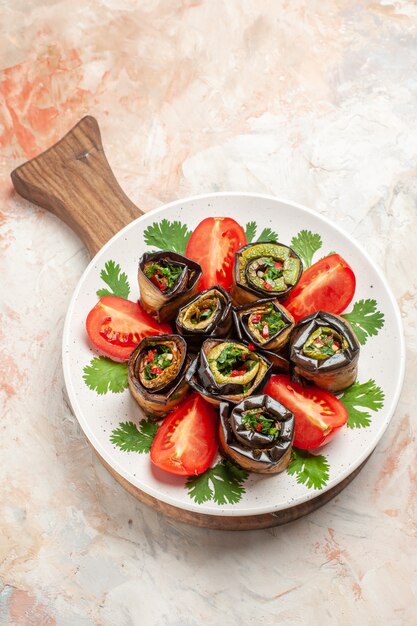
150,392,219,476
284,254,356,322
86,295,172,361
264,375,348,450
185,217,246,291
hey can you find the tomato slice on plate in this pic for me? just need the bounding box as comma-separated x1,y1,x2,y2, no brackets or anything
185,217,246,291
284,254,356,322
150,392,219,476
264,375,348,450
86,295,172,361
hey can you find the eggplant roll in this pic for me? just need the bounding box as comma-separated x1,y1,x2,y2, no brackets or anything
186,338,272,406
176,286,233,350
234,298,294,351
128,334,190,420
289,310,360,392
219,395,295,474
138,251,202,323
232,242,302,304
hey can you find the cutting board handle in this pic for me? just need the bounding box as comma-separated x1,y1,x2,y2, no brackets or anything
11,116,142,256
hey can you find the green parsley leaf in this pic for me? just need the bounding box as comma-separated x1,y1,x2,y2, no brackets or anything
290,230,322,268
186,459,248,505
110,420,158,452
83,357,128,394
287,448,329,490
257,227,279,242
340,379,384,428
96,260,130,299
245,221,257,243
342,299,385,345
144,219,192,254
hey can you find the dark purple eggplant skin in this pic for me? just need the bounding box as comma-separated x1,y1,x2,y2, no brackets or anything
128,334,191,420
138,251,202,322
289,310,360,392
232,309,290,374
233,298,294,349
175,285,233,351
186,339,272,405
232,242,303,303
218,394,295,474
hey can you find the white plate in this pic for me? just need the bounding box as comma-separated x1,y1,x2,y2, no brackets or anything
63,193,405,517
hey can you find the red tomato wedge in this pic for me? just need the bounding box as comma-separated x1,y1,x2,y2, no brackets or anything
150,392,219,476
185,217,246,291
264,375,348,450
284,254,356,322
86,296,172,361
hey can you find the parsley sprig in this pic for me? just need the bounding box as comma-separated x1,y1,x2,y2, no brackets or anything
186,460,248,505
340,379,384,428
96,260,130,299
287,448,330,490
144,219,192,254
290,230,322,268
245,222,279,243
110,420,158,452
83,357,128,394
342,299,385,345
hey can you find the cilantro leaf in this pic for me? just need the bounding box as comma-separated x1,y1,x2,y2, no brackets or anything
144,219,192,254
96,260,130,299
340,379,384,429
290,230,322,268
257,227,279,242
186,459,248,505
83,357,128,394
110,420,158,452
245,221,257,243
342,299,385,345
287,448,329,490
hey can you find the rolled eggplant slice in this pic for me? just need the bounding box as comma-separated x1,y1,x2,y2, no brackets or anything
289,310,360,392
232,242,302,304
176,286,233,350
128,334,190,420
138,251,202,322
219,394,295,474
186,338,272,406
234,298,294,351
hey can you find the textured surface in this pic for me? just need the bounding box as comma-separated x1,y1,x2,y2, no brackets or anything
0,1,416,624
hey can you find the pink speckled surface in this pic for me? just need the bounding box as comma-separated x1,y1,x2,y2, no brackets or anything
1,2,416,624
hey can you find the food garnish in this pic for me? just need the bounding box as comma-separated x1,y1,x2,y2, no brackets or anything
83,216,385,497
176,286,232,350
232,242,302,304
186,339,272,406
289,311,360,393
219,394,295,474
128,334,190,420
138,251,202,322
234,298,294,353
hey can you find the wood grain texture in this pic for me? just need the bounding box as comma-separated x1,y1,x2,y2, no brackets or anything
11,116,141,256
12,116,371,530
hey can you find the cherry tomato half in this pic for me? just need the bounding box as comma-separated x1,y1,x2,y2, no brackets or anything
150,392,219,476
185,217,247,291
284,254,356,322
264,375,348,450
86,295,172,361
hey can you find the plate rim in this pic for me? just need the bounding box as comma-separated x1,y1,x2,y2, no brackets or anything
62,192,406,517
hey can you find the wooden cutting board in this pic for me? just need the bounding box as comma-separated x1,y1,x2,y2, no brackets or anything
10,116,368,530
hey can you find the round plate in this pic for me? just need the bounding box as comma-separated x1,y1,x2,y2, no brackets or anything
63,193,405,518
